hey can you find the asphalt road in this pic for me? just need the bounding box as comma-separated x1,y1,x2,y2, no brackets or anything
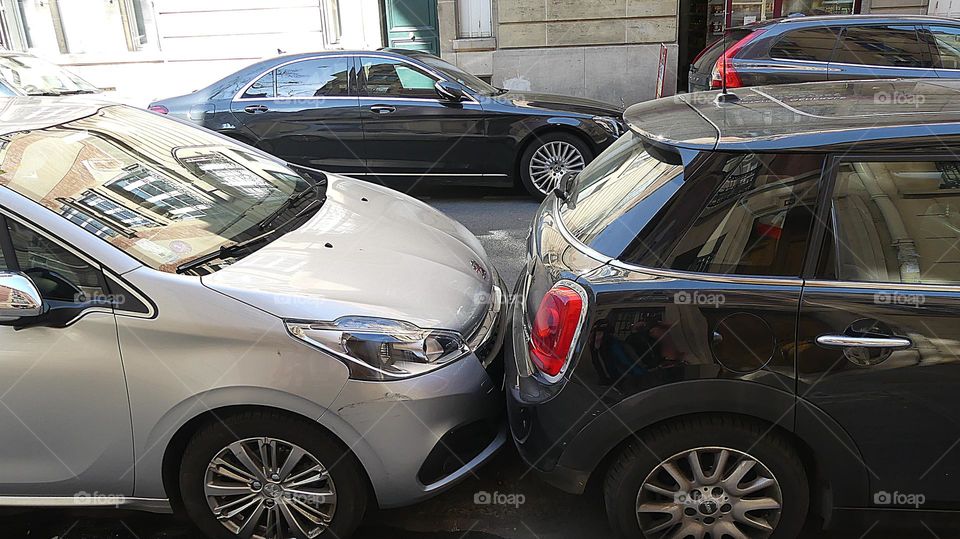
3,187,955,538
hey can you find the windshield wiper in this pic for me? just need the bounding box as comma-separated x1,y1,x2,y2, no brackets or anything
176,190,326,275
257,182,324,231
175,232,275,275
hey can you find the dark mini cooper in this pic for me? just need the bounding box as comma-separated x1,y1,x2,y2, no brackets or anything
508,78,960,538
149,49,624,199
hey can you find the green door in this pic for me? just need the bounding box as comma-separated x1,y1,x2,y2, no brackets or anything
382,0,439,55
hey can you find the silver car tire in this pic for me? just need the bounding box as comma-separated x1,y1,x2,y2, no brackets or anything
603,415,809,539
179,410,367,539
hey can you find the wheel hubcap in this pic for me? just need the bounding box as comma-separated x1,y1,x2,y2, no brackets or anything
204,437,336,539
528,140,586,194
637,446,782,539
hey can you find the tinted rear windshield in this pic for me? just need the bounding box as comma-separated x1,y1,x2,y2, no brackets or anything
558,132,684,257
691,30,752,72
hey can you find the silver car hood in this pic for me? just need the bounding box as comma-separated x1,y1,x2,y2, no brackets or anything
203,174,494,333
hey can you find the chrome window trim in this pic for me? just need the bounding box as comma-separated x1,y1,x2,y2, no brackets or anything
805,279,960,293
233,53,356,102
233,52,481,106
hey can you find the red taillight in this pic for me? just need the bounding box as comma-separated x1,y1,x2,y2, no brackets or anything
148,104,169,115
710,30,764,90
529,285,584,378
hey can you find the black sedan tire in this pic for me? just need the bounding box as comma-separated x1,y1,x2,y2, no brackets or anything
604,415,809,539
519,132,592,200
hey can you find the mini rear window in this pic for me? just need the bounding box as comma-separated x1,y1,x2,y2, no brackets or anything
558,132,684,258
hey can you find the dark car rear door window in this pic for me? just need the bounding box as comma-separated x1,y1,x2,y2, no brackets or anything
927,25,960,70
276,57,351,98
833,25,929,68
818,159,960,285
242,70,275,99
626,153,825,278
770,27,840,62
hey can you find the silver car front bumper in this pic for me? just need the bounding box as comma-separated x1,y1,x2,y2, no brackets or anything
323,277,508,508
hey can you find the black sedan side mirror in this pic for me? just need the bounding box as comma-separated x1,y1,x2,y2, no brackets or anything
435,80,468,102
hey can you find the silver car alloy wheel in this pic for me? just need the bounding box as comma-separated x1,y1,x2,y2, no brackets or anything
528,140,586,194
636,446,782,539
204,437,337,539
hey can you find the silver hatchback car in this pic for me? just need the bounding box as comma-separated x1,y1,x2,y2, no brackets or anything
0,97,505,538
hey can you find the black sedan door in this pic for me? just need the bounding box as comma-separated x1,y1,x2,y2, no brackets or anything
357,55,488,184
797,157,960,509
229,55,364,173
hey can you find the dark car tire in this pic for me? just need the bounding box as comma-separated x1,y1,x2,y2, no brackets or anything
604,415,808,539
519,132,593,200
179,410,367,539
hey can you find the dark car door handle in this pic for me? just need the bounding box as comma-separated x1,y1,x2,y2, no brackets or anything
370,105,396,115
816,335,912,349
243,104,269,114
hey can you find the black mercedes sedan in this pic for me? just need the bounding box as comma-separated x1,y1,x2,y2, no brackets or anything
148,49,624,199
508,78,960,538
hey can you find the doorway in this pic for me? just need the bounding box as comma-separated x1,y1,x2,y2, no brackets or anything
381,0,440,55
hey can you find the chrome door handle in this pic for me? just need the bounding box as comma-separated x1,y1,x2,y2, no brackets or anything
243,104,268,114
816,335,912,349
370,105,396,115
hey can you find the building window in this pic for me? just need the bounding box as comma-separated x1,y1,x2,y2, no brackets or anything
4,0,158,55
457,0,492,39
321,0,341,45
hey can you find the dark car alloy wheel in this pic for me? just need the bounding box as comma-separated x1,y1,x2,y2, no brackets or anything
636,446,782,538
520,132,592,199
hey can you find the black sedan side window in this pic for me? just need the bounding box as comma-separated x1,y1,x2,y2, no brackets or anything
242,71,275,99
360,57,438,99
276,57,351,98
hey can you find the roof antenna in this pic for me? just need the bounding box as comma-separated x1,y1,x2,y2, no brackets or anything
715,21,739,104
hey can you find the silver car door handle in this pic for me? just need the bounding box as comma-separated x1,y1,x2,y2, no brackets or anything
816,334,912,349
370,105,396,115
244,104,268,114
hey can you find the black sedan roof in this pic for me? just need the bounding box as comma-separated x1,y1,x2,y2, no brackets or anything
625,79,960,153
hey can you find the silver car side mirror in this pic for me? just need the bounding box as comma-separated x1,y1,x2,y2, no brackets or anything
0,272,43,322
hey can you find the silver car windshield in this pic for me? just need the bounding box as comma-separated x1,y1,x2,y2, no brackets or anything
0,55,99,96
0,104,315,273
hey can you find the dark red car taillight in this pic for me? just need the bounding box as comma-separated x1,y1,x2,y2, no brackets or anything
148,104,169,115
710,30,764,90
529,285,584,379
